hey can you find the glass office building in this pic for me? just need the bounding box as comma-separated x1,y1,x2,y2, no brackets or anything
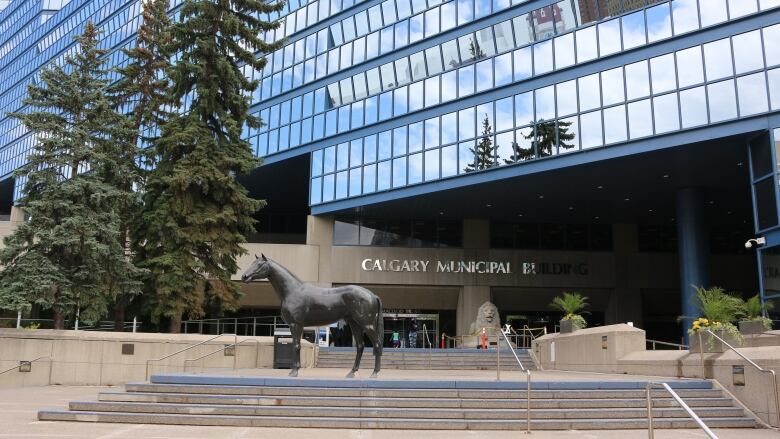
2,0,780,342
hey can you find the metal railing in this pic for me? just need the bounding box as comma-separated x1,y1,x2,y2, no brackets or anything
183,339,262,372
646,339,688,350
646,382,717,438
700,329,780,428
145,333,237,380
182,316,286,336
496,329,531,434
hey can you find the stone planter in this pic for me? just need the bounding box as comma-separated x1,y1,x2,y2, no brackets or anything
739,320,766,336
560,319,574,334
689,329,742,353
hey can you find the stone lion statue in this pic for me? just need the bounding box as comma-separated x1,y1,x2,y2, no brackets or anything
469,301,501,335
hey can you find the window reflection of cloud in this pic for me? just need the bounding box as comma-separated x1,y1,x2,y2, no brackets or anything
737,73,769,116
703,39,733,81
601,68,625,106
628,99,653,139
733,31,764,74
626,61,650,99
729,0,757,18
651,54,676,94
555,33,575,69
672,0,699,35
679,86,708,128
676,47,704,88
580,110,602,149
603,105,627,144
653,93,680,134
766,25,780,67
576,27,598,63
598,19,621,56
700,0,728,27
578,74,600,112
768,69,780,110
707,80,737,123
647,4,672,42
621,11,646,50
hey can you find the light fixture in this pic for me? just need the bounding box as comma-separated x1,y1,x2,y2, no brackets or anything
737,162,744,167
568,206,574,210
648,209,654,213
663,174,670,178
596,185,603,189
517,213,524,217
538,195,545,199
594,216,600,220
486,204,492,207
439,211,444,215
745,237,766,249
624,197,631,201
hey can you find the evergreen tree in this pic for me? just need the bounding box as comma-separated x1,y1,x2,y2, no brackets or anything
469,38,486,60
518,119,576,160
0,23,143,329
465,115,495,172
111,0,173,330
134,0,284,332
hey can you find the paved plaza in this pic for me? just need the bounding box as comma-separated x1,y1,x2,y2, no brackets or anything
2,367,780,438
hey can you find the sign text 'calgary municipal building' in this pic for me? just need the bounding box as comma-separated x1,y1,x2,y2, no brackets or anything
360,259,590,275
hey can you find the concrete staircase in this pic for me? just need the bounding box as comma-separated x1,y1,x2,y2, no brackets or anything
38,374,758,430
317,347,536,370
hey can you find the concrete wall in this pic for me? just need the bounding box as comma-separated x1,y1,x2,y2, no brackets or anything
0,329,315,388
533,324,646,373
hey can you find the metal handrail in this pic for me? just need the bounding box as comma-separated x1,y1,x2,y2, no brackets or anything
703,329,780,428
183,338,262,371
421,323,432,369
496,329,531,434
646,382,717,438
646,339,688,350
0,356,50,376
145,333,236,380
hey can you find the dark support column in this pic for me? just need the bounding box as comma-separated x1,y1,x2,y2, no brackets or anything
676,188,710,343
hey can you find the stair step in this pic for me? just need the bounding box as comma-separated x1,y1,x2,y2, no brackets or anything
99,392,736,409
37,410,756,430
69,401,747,420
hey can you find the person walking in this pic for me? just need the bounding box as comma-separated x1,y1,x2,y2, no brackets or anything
409,319,418,348
392,330,400,348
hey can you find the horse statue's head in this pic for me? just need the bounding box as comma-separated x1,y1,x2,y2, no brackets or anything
241,254,271,283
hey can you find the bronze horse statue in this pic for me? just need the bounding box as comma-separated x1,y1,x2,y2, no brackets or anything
241,254,383,378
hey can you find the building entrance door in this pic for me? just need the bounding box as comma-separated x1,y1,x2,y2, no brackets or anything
383,311,438,348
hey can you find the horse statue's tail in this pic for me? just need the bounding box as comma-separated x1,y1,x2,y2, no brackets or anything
375,295,383,351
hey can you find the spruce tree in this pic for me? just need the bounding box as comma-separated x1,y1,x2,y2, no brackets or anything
465,115,495,172
0,23,143,329
111,0,173,330
521,119,575,159
134,0,284,332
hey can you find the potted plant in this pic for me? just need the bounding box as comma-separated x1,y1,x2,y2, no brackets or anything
739,295,773,335
550,292,589,334
687,286,744,353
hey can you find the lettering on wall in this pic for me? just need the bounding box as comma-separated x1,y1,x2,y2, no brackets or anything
360,259,589,275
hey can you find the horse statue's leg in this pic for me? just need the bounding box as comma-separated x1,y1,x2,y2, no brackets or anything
365,328,382,378
346,319,364,378
289,323,302,377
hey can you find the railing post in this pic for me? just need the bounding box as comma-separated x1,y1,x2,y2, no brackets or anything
526,370,531,434
233,333,238,369
253,317,257,337
16,311,21,329
646,384,655,439
496,332,501,381
698,331,705,378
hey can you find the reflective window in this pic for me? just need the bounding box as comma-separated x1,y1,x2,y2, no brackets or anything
557,80,578,117
650,54,676,94
514,47,533,81
536,85,556,121
679,86,708,127
628,99,653,138
580,110,602,149
598,19,621,56
377,160,391,191
425,149,439,180
578,73,601,112
603,105,627,144
476,59,493,92
765,25,780,67
646,3,672,42
534,40,553,74
729,0,758,18
515,92,534,127
732,30,764,74
737,72,769,116
699,0,728,27
653,93,680,133
626,60,650,99
576,27,598,63
672,0,699,34
676,46,704,88
495,53,512,86
707,79,737,122
554,33,575,69
703,39,733,81
621,10,646,50
601,67,625,106
769,69,780,110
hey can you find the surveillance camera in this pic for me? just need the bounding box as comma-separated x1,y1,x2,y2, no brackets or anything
745,240,754,249
745,237,767,249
